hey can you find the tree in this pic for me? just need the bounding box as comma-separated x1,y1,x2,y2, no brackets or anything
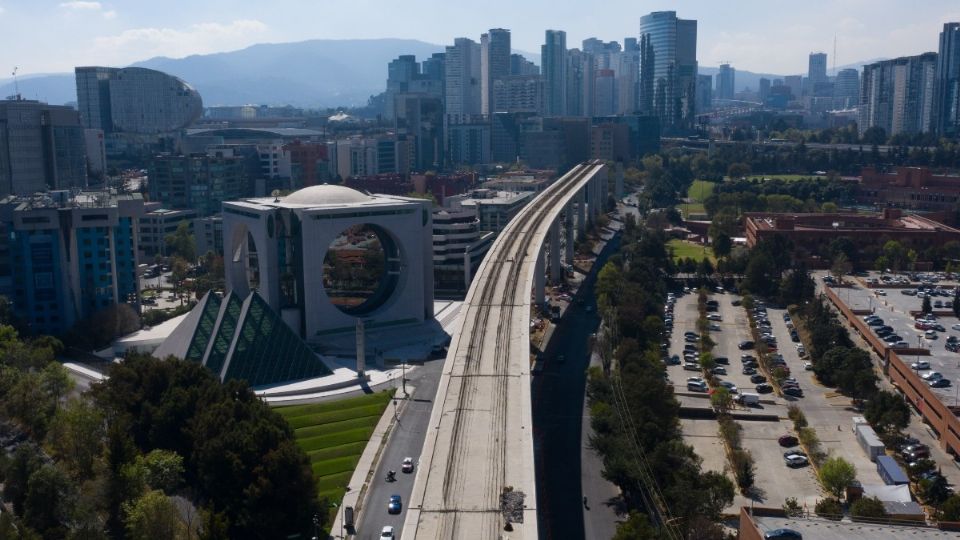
612,512,658,540
727,162,752,179
712,233,732,260
710,387,733,415
137,450,185,494
864,390,910,436
922,294,933,314
699,471,735,519
830,253,852,284
954,287,960,319
164,221,197,262
45,398,104,480
862,126,887,146
819,457,857,500
123,490,185,540
23,463,74,538
3,444,43,515
850,496,887,519
940,494,960,521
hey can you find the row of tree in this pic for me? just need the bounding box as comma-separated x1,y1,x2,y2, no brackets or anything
592,215,735,539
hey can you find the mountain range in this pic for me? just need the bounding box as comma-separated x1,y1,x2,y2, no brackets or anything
0,38,879,109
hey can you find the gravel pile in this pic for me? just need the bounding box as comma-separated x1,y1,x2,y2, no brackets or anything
500,488,526,524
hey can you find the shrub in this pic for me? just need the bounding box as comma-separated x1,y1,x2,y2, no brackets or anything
718,415,741,449
729,449,755,492
850,496,887,520
819,457,857,500
787,405,807,429
782,497,803,518
940,494,960,521
814,497,843,519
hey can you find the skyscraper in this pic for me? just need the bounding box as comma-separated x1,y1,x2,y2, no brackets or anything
834,68,860,108
783,75,803,100
638,11,698,130
859,53,938,137
542,30,568,116
385,55,420,119
0,99,87,196
717,63,736,100
444,38,482,123
75,67,202,134
696,74,713,112
759,77,771,102
935,23,960,138
481,29,511,116
808,52,828,91
565,49,594,117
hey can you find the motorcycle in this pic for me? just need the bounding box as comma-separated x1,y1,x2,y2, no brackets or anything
386,470,396,482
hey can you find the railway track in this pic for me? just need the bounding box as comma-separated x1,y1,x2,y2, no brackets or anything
404,161,605,539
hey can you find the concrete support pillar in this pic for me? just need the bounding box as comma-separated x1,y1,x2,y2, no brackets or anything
615,161,624,200
577,188,586,234
549,219,562,283
534,249,546,306
565,203,575,265
588,178,598,223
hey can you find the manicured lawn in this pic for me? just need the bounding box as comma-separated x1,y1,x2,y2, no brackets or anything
680,202,706,218
274,389,395,521
687,180,715,202
667,239,716,264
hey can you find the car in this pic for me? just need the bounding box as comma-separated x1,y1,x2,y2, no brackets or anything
402,457,414,473
738,340,755,350
687,380,708,392
667,355,681,365
683,363,701,372
935,324,947,332
784,454,809,468
935,300,944,308
911,360,931,370
380,526,396,539
804,361,813,371
931,378,952,388
925,330,938,340
783,387,804,397
783,450,808,460
684,335,698,342
731,299,742,306
718,380,738,393
684,344,698,352
876,289,887,296
902,289,917,296
707,313,722,321
741,354,756,362
892,341,910,349
740,366,756,375
796,345,806,356
711,366,727,375
714,356,729,365
743,360,759,369
686,376,705,384
952,323,960,331
750,374,768,384
388,495,402,514
778,434,799,446
764,528,803,539
923,371,944,381
709,323,721,331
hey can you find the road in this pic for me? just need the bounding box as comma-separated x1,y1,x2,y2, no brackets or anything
353,359,444,539
532,227,620,540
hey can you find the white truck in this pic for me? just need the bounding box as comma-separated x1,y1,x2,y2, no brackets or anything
737,393,760,406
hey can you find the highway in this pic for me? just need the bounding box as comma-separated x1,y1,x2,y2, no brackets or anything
402,161,607,539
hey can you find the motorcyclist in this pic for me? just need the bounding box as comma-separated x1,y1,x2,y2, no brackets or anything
387,470,396,481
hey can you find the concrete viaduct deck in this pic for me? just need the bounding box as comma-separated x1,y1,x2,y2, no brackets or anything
402,161,608,539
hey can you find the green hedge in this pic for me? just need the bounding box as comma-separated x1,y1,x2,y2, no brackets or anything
297,427,376,452
295,415,381,439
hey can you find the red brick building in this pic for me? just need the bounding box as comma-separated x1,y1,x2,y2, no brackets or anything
856,166,960,211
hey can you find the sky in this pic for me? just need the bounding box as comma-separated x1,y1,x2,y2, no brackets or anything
2,0,959,77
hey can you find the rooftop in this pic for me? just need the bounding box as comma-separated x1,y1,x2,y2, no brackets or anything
225,184,422,212
750,516,953,539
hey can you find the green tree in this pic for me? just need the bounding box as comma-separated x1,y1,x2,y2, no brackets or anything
612,512,658,540
23,463,74,538
864,390,910,436
727,162,752,179
699,471,735,519
45,398,104,480
922,294,933,314
123,490,185,540
819,457,857,499
712,232,732,260
862,126,887,145
850,496,887,519
940,494,960,521
164,221,197,262
710,387,733,415
831,253,852,284
137,450,184,494
2,444,42,515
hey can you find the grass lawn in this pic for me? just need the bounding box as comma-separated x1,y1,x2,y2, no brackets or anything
667,239,716,264
680,202,706,219
687,179,715,202
274,389,395,522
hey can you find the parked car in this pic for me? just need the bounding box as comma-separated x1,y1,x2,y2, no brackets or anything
738,340,755,350
711,366,727,375
784,454,809,468
707,313,722,321
925,330,938,340
778,434,799,447
783,387,804,397
742,366,758,375
667,355,681,365
804,361,813,371
764,528,803,539
687,380,708,392
750,374,768,384
923,371,944,382
755,383,773,393
714,356,729,365
930,378,952,388
876,289,887,296
683,363,701,372
741,354,756,362
911,361,931,370
717,380,738,393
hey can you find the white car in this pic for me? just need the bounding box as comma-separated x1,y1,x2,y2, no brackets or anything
804,361,813,371
402,457,415,473
380,526,395,539
925,330,938,340
952,323,960,331
923,371,943,381
911,361,931,370
784,454,809,467
876,289,887,296
707,313,722,321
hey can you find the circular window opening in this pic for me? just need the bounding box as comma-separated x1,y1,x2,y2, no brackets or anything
322,224,400,315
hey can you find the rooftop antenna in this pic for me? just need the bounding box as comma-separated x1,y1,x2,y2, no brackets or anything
11,67,20,100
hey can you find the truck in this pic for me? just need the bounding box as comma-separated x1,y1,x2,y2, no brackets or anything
737,393,760,406
855,424,885,462
876,455,909,485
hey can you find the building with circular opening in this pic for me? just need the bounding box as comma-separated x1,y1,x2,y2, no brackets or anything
222,184,434,341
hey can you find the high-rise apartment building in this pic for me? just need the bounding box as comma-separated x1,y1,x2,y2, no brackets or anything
510,54,539,76
565,49,594,117
385,55,420,119
759,78,771,102
0,100,87,196
0,190,144,335
638,11,698,130
75,67,202,134
859,53,938,137
784,75,803,100
444,38,482,123
542,30,568,116
808,52,828,93
696,74,713,112
481,29,511,116
834,68,860,108
493,76,544,114
594,70,617,116
717,63,736,100
148,149,249,216
935,23,960,138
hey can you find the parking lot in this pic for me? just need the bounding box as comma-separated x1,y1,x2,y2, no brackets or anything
666,288,823,509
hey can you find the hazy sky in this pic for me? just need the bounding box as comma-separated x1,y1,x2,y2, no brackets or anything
2,0,959,76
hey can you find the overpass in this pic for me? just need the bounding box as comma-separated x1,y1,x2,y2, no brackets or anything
402,161,609,539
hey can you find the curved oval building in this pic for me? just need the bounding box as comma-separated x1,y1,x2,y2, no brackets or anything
75,66,203,134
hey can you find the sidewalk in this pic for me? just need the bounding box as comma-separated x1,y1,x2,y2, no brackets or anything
581,349,622,539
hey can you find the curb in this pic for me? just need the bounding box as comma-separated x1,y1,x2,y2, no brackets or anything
329,386,414,539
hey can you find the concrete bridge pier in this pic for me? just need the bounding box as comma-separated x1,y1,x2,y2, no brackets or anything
534,248,546,306
549,219,562,283
565,203,574,265
577,189,586,234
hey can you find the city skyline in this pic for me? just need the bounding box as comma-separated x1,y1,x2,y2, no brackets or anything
1,0,959,77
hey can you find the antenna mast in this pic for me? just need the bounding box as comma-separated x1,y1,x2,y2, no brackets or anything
11,67,20,100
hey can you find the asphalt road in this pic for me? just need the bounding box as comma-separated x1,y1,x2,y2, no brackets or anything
353,358,444,539
533,232,620,540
